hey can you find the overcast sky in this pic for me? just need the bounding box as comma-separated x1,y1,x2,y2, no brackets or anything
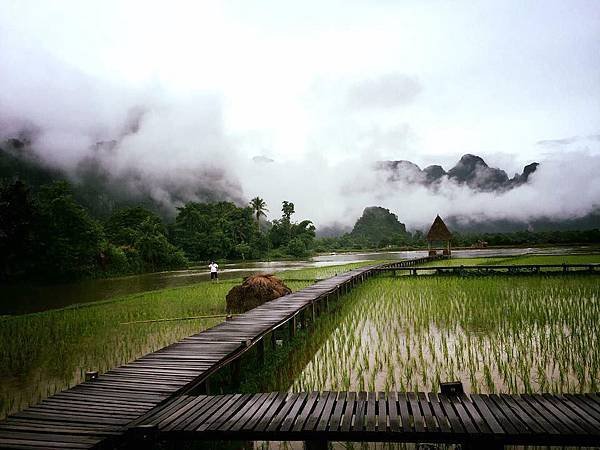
1,1,599,227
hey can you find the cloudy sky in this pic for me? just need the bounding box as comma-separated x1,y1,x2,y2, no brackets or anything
1,1,599,228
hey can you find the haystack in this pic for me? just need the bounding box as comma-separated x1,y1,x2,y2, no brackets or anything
226,274,291,314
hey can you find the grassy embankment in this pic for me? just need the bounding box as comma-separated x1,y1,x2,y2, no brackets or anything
245,255,600,396
0,260,382,419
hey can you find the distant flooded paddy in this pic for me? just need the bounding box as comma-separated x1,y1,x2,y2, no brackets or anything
1,246,595,315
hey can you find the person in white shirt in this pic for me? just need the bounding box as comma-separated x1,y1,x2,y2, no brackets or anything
209,261,219,282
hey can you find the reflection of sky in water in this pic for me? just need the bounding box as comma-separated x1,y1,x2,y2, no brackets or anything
2,246,596,315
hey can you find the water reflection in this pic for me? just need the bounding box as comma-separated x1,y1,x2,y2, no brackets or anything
0,246,595,315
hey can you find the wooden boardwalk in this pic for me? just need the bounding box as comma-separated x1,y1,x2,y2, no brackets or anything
128,390,600,448
376,263,600,276
0,259,409,450
3,254,597,449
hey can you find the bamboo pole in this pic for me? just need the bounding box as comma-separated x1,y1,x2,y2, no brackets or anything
120,313,238,325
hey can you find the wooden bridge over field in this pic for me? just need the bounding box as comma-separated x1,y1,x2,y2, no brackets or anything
1,255,599,449
376,262,600,276
126,387,600,449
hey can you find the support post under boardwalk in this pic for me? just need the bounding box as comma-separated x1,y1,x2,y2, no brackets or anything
289,315,296,338
300,309,307,329
256,338,265,366
271,329,277,350
232,359,241,388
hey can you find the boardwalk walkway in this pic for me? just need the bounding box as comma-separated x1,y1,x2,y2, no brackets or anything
3,255,596,449
129,389,600,448
376,263,600,276
1,258,440,450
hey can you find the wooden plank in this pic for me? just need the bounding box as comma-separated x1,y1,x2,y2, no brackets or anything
254,393,288,432
447,394,477,434
428,393,451,433
328,392,346,432
559,394,600,431
504,394,559,435
488,394,529,435
525,394,586,435
387,392,400,432
418,392,437,432
197,394,244,431
292,391,319,432
241,392,279,432
438,393,465,434
161,395,215,431
564,394,600,422
316,392,338,432
340,391,356,432
305,392,332,431
219,395,262,433
497,394,547,434
266,393,300,432
279,393,308,432
377,392,387,431
0,437,92,449
408,392,425,433
458,393,491,434
165,395,222,432
365,391,377,432
470,394,506,435
397,392,412,432
352,391,367,432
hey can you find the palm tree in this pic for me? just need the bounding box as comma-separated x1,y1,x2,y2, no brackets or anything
250,197,268,230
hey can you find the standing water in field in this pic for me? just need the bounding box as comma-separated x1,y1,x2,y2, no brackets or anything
1,246,594,315
258,275,600,394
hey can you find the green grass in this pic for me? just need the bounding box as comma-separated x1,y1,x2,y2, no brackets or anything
427,254,600,267
255,275,600,395
0,260,381,419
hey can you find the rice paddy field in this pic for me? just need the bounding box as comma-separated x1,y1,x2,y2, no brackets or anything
2,250,599,442
0,261,379,420
256,262,600,398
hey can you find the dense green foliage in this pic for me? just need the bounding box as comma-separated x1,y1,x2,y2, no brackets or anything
351,206,408,245
0,180,188,281
451,228,600,247
0,178,316,281
316,219,600,252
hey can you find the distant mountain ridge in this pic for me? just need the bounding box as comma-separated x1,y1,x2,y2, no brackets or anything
377,154,539,191
0,138,243,219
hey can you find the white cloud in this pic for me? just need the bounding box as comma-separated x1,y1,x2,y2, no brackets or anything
0,0,598,227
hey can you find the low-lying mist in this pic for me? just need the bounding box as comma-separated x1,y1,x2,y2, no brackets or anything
1,29,599,232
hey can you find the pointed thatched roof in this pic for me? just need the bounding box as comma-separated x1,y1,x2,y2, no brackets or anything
426,215,452,241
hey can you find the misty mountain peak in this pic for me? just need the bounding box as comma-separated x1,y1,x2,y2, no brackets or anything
377,154,538,192
423,165,447,182
350,206,407,243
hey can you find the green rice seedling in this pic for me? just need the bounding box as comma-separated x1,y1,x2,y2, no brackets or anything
259,273,600,396
0,259,382,419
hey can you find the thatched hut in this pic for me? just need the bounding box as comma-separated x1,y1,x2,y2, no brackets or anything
426,215,453,256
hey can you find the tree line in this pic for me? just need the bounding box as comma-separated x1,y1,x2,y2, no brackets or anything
0,179,315,282
314,228,600,252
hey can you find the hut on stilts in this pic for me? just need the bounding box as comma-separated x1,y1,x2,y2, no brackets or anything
426,215,453,256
